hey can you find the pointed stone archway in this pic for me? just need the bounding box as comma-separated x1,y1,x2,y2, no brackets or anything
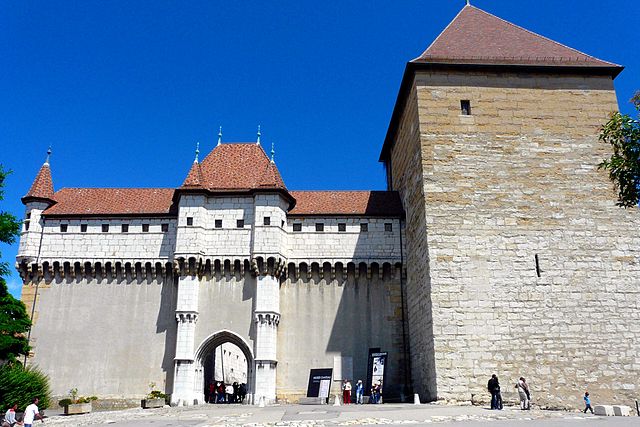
193,330,254,404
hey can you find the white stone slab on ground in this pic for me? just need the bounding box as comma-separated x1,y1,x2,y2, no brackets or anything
593,405,614,416
612,405,631,416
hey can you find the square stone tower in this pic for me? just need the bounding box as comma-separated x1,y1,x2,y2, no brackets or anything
381,4,640,407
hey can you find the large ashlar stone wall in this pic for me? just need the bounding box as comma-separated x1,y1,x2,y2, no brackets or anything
391,70,640,407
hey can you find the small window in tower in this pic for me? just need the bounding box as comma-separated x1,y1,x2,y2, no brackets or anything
102,224,109,233
293,223,302,232
360,223,368,232
81,224,87,233
384,223,393,232
24,221,30,231
281,220,285,228
338,223,346,232
186,217,193,226
316,223,324,232
26,212,31,220
120,224,128,233
263,216,271,226
60,224,68,233
460,100,471,116
142,224,150,232
237,219,244,228
215,219,222,229
161,223,169,232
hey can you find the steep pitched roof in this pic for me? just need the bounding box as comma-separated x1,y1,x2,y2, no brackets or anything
22,163,55,204
289,191,404,217
180,143,287,192
43,188,177,216
414,5,621,68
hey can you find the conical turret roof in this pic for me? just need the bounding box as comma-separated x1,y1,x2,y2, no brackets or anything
22,162,55,204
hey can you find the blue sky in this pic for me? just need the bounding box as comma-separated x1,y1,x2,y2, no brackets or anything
1,0,638,298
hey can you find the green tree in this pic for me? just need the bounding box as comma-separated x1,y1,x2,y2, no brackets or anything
0,165,31,364
599,92,640,208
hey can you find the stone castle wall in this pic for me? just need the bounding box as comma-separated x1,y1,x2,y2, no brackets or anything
391,70,640,407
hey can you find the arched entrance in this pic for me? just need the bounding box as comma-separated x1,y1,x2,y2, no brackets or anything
193,330,254,404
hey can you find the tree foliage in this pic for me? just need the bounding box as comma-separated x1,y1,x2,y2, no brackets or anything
0,165,31,363
0,364,51,410
598,92,640,208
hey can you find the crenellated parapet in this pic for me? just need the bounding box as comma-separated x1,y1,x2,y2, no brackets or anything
15,259,174,282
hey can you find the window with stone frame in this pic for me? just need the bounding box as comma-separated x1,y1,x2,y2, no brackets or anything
338,223,346,232
384,223,393,232
360,223,368,232
316,223,324,232
142,223,150,232
263,216,271,226
460,100,472,115
293,223,302,232
81,224,87,233
102,224,109,233
237,219,244,228
121,224,129,233
161,223,169,232
186,217,193,226
215,219,222,228
60,224,68,233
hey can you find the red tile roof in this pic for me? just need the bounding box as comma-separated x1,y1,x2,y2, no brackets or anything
22,163,55,203
414,5,620,68
289,191,404,217
43,188,177,216
181,143,287,192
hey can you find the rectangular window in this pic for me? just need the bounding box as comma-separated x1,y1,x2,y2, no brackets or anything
161,223,169,232
293,223,302,232
60,224,68,233
121,224,129,233
360,223,368,232
102,224,109,233
24,221,30,231
215,219,222,228
142,224,150,232
384,223,393,232
338,223,346,232
461,100,471,115
316,223,324,232
263,216,271,226
81,224,87,233
26,212,31,219
186,217,193,226
237,219,244,228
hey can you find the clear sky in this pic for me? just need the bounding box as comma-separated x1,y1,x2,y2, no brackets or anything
1,0,638,297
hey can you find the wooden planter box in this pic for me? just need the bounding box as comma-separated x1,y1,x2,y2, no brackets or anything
63,402,92,415
141,398,165,409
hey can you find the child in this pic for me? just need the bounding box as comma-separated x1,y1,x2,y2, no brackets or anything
583,391,594,414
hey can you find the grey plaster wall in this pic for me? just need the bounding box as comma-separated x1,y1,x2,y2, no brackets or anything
28,276,176,398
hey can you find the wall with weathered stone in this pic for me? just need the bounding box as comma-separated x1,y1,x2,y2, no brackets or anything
24,275,176,399
388,82,437,401
392,70,640,407
277,271,409,402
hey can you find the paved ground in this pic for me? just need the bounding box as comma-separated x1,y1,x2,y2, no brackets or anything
38,403,639,427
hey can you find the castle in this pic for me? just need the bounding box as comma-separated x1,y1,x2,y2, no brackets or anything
17,4,640,407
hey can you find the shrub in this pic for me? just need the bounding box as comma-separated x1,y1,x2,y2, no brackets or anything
0,363,51,410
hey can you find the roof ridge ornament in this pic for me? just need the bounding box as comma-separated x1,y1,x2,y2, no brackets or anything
466,0,470,5
257,125,261,145
218,126,222,146
45,146,52,166
194,141,200,163
270,142,275,164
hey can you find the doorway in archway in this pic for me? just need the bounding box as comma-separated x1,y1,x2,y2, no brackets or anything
194,330,254,404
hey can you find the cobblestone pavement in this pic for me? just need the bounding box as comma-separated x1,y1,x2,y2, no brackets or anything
38,404,638,426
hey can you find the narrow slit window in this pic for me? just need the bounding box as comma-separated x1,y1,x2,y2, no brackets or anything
215,219,222,228
461,100,471,116
24,221,30,231
121,224,129,233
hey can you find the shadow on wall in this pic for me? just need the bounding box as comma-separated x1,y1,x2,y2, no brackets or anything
157,270,177,395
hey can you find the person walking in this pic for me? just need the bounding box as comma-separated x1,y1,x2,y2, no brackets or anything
23,398,44,427
515,377,530,410
583,391,594,414
355,380,364,404
342,380,352,404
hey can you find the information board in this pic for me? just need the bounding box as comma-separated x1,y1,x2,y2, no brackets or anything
306,368,333,398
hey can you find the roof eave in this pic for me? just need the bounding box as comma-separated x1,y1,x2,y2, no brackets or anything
21,195,56,206
379,61,624,163
175,187,297,211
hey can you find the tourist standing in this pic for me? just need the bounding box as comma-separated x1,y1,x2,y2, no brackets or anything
23,398,43,427
487,374,502,409
342,380,352,404
515,377,530,410
225,383,234,404
355,380,364,404
583,391,594,414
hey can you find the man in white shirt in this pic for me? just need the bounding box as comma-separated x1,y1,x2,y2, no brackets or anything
23,398,43,427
